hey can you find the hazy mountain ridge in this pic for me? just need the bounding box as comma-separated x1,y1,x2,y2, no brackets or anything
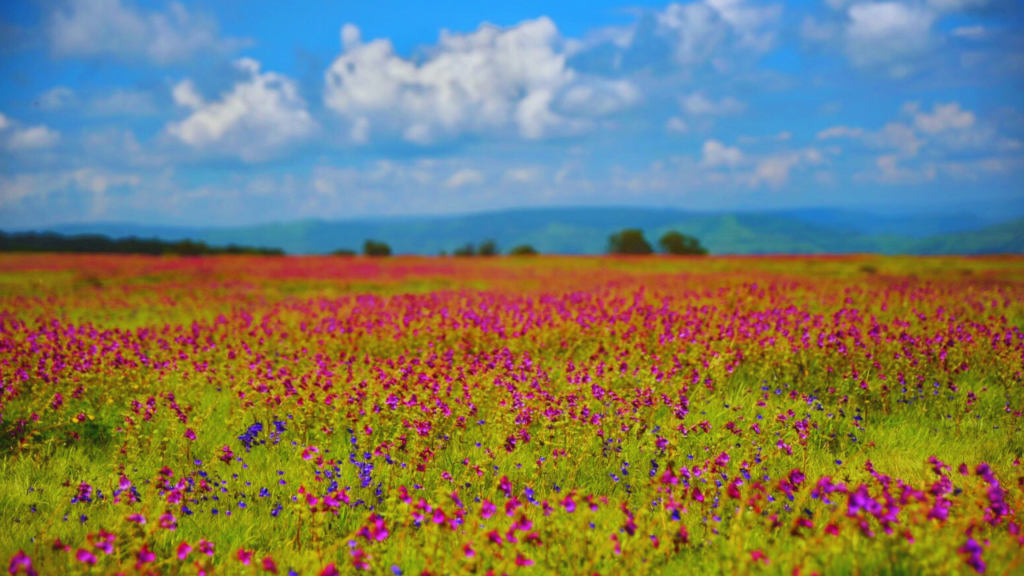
22,207,1024,255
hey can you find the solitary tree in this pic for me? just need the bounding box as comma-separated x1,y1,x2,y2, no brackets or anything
362,240,391,257
608,229,653,255
509,244,538,256
658,231,708,255
331,248,356,257
453,243,475,257
477,239,499,256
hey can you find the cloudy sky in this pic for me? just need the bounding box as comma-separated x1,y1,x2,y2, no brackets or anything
1,0,1022,227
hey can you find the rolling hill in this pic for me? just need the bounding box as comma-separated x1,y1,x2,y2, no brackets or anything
21,207,1024,255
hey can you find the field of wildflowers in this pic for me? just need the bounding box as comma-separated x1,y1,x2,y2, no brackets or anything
1,254,1022,575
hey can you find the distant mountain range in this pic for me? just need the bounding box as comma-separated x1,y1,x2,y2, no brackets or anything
17,207,1024,255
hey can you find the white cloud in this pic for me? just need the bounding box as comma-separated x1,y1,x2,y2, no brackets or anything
868,122,923,156
7,126,61,150
322,18,639,145
952,25,988,41
656,0,782,64
817,125,864,139
680,92,745,116
172,79,204,109
738,131,791,144
48,0,249,65
167,58,317,162
701,139,744,167
0,113,9,131
926,0,991,13
818,121,921,156
845,2,935,74
558,80,640,117
38,87,76,110
665,116,689,134
91,90,158,116
0,168,141,209
750,148,824,188
870,154,936,184
905,102,975,134
504,167,542,183
444,168,486,189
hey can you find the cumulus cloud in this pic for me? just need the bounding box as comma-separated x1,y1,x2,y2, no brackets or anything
322,18,640,145
0,168,141,209
91,90,158,116
444,168,486,189
905,102,975,133
38,87,77,110
680,92,745,116
806,0,998,76
818,121,921,156
701,139,744,167
845,2,935,74
167,58,317,162
47,0,249,65
750,148,823,188
6,126,61,151
665,117,690,134
952,25,988,41
558,80,641,117
657,0,781,63
504,167,543,183
817,125,864,140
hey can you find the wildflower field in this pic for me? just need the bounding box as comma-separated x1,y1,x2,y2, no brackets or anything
1,254,1023,576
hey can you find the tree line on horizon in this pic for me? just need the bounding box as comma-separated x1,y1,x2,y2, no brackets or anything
0,228,707,257
332,230,707,257
0,231,284,256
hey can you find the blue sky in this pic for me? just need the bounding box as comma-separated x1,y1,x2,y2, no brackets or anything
1,0,1022,227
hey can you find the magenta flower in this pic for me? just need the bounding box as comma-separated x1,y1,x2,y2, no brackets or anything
135,544,156,568
320,563,340,576
480,499,496,519
237,549,253,565
177,542,193,560
127,513,146,524
262,556,279,573
75,549,97,565
8,551,37,576
462,543,476,557
498,475,513,498
515,554,534,567
159,512,177,530
198,540,215,556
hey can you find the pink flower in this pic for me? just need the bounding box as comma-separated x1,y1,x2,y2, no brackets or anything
237,549,253,565
262,556,279,573
127,513,146,524
75,549,97,565
751,550,769,564
515,554,535,567
320,564,340,576
135,544,156,568
198,540,215,556
480,500,496,519
159,512,177,530
184,428,196,440
177,542,193,560
498,476,513,498
463,543,476,557
351,548,372,571
8,551,37,576
357,514,389,542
